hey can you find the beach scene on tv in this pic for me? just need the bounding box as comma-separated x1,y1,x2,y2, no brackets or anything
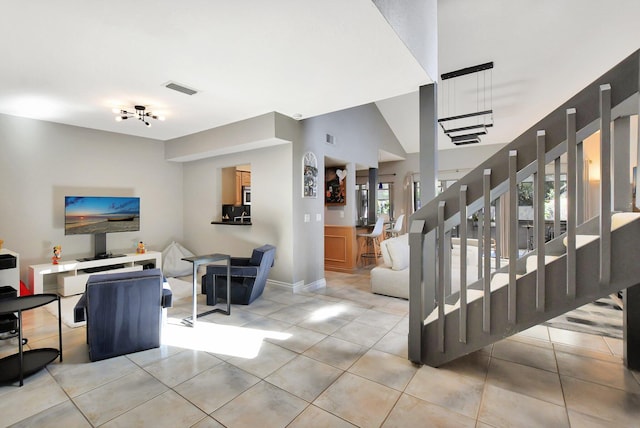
65,196,140,235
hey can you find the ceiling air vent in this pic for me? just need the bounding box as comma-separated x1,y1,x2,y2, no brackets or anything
325,133,335,145
165,81,198,96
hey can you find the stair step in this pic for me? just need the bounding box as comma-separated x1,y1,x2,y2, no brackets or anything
422,212,640,328
612,212,640,229
562,234,598,248
526,255,559,273
425,290,484,324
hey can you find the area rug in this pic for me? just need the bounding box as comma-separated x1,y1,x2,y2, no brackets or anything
543,297,623,339
43,277,194,329
44,294,85,328
166,276,193,301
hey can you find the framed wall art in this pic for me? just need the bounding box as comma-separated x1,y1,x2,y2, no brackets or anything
303,152,318,198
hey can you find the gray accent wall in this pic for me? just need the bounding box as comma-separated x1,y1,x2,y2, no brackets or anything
0,113,183,283
302,103,407,227
0,105,506,291
181,144,294,286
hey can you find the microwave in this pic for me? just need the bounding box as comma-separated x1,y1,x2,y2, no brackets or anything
242,186,251,205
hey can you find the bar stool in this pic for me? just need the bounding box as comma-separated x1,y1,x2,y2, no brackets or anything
385,214,405,238
357,217,385,266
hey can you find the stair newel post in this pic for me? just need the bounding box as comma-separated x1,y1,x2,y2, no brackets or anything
459,185,468,343
408,219,427,364
536,131,546,312
566,108,577,299
600,84,612,286
508,150,518,323
437,201,446,352
483,169,492,333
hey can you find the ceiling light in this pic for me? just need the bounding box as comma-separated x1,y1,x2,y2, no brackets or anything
439,62,494,145
114,105,165,127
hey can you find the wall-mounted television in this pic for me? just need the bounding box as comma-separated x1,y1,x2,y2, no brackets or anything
65,196,140,260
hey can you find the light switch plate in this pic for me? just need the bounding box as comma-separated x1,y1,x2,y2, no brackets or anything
304,214,310,222
316,213,322,222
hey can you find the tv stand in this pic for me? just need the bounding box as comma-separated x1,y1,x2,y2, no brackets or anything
77,253,126,262
28,251,161,296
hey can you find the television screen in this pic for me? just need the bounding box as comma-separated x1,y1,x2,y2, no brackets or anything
65,196,140,235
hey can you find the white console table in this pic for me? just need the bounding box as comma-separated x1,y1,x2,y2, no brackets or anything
28,251,162,296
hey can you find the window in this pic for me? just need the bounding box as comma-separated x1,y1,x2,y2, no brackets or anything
376,183,392,217
518,174,567,221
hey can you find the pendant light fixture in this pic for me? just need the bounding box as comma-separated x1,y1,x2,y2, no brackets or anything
438,62,494,145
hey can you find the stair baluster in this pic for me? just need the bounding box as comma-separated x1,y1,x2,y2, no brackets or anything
599,84,612,286
566,108,577,299
459,185,468,343
437,201,446,352
554,158,562,238
483,169,492,333
508,150,518,323
536,131,546,311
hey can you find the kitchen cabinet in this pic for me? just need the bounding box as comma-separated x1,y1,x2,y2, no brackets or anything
235,171,251,205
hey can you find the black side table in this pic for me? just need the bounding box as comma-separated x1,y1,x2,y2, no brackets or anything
0,294,62,386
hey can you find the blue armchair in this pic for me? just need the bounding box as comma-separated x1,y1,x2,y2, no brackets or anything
201,244,276,305
74,268,172,362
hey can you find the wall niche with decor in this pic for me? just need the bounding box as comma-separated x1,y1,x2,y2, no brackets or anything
325,167,347,206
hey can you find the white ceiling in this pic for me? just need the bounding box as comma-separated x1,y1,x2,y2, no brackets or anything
0,0,429,141
2,1,640,153
378,0,640,152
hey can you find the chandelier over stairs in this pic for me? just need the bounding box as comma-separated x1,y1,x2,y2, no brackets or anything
438,62,494,145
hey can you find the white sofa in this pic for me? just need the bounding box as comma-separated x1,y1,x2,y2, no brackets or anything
371,234,410,299
371,235,480,299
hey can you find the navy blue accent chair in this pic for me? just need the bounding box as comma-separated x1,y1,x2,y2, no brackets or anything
202,244,276,305
74,268,172,362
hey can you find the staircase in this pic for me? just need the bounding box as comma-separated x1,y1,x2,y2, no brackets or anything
408,50,640,367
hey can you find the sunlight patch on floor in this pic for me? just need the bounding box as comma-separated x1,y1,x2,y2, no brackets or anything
308,303,349,322
162,317,291,359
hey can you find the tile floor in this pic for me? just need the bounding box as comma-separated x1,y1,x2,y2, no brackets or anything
1,269,640,427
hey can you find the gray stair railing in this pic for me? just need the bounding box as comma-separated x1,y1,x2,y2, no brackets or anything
408,50,640,366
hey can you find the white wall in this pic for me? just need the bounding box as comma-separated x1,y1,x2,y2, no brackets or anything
373,0,438,82
181,144,294,286
0,114,183,283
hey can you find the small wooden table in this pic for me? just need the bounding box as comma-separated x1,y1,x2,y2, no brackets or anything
181,253,231,326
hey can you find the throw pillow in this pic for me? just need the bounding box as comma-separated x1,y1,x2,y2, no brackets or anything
386,237,409,271
161,241,195,277
380,240,393,267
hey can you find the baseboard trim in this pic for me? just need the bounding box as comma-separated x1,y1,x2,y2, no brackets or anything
297,278,326,293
